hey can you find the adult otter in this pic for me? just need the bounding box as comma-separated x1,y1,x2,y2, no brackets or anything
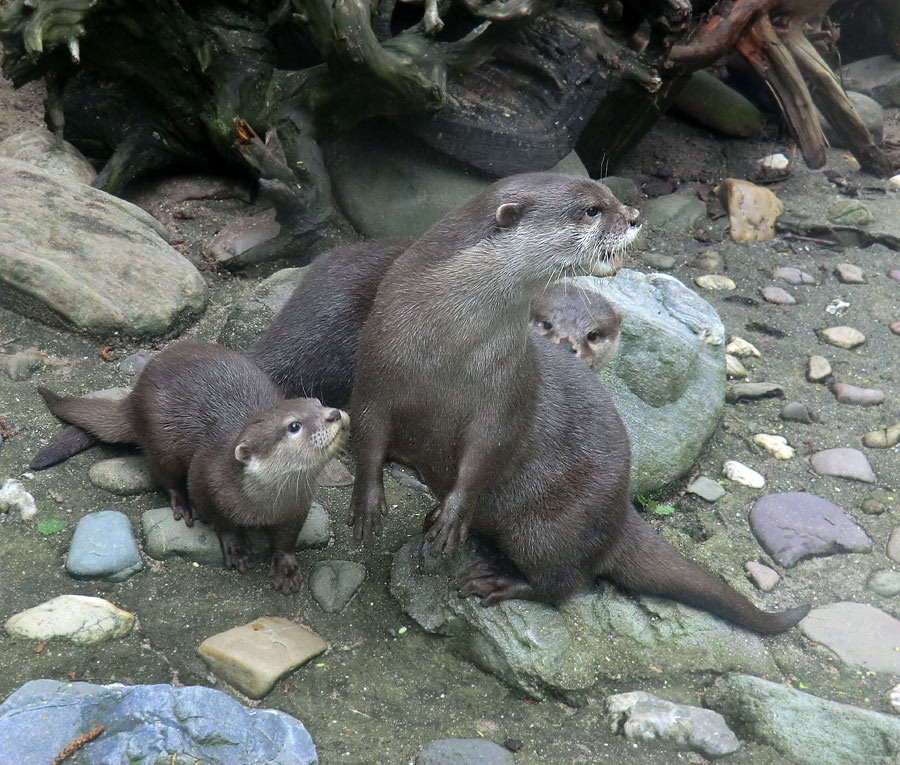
349,172,808,634
38,340,348,593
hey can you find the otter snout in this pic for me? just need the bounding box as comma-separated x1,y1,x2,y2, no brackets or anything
625,207,642,230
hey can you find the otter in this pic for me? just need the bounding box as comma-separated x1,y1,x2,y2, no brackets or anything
348,172,808,634
38,340,348,593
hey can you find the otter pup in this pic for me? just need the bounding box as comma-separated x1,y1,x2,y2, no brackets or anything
349,172,808,634
38,340,348,593
530,281,622,369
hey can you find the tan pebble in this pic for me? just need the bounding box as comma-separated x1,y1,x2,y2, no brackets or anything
726,336,761,358
819,326,866,349
862,424,900,449
834,263,865,284
891,322,900,336
753,434,795,460
726,354,748,379
806,355,831,382
694,274,736,291
716,178,784,241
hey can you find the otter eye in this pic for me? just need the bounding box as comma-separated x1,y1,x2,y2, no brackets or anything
288,421,302,434
587,330,601,342
540,320,553,331
586,205,601,218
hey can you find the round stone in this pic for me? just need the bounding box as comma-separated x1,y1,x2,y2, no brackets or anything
867,570,900,598
834,263,866,284
66,510,143,582
773,266,815,285
744,561,780,592
890,322,900,336
827,199,874,226
694,274,736,291
861,499,886,515
862,425,900,448
88,456,157,495
819,326,866,349
810,448,876,483
780,401,817,424
761,286,796,304
832,382,885,407
641,252,676,270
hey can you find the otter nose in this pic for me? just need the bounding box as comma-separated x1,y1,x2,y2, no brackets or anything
325,409,342,423
626,208,642,229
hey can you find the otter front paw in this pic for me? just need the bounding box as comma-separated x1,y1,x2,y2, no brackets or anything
269,552,301,594
169,489,197,527
348,482,388,546
221,531,252,574
424,498,470,558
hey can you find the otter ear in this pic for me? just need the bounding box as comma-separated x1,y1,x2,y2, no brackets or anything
495,202,524,228
234,442,253,464
614,310,623,326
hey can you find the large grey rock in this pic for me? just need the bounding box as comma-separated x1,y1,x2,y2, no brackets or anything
640,193,707,232
324,120,588,239
817,91,884,146
391,538,777,700
0,129,96,184
800,602,900,673
839,55,900,107
0,680,317,765
219,266,307,350
576,269,725,496
0,158,207,337
705,673,900,765
66,510,144,582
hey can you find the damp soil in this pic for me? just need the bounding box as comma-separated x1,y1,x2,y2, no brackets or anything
1,69,899,764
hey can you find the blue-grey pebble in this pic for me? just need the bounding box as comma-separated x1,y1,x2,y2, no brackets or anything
67,510,143,582
417,739,515,764
309,560,367,613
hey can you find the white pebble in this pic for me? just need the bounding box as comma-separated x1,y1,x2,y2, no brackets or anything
723,460,766,489
725,336,761,358
758,153,790,171
0,478,38,520
890,683,900,713
825,299,850,316
889,175,900,189
753,434,795,460
694,274,736,291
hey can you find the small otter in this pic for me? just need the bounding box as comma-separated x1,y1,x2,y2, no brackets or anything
530,281,622,369
38,340,348,593
349,172,808,634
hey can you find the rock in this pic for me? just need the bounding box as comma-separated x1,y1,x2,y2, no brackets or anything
0,680,317,765
744,561,779,592
295,503,331,549
801,602,900,673
117,352,152,376
818,91,884,146
318,457,354,487
806,355,831,382
671,70,762,138
890,175,900,189
862,499,886,515
583,270,726,496
198,617,327,699
686,476,725,503
819,326,866,349
780,401,817,424
753,434,794,459
749,492,873,568
888,528,900,564
309,560,367,613
773,266,815,285
694,274,735,291
892,321,900,336
862,424,900,448
0,129,96,184
725,336,760,357
838,54,900,107
810,448,876,483
0,478,37,520
867,570,900,598
892,684,900,714
827,199,874,226
725,354,748,379
218,267,306,350
640,252,676,270
203,208,283,269
761,286,795,304
726,382,784,403
606,690,740,759
5,595,133,645
834,263,866,283
705,673,900,765
391,538,778,700
416,739,515,765
642,192,707,233
0,159,207,337
66,510,143,582
600,176,641,205
831,382,884,406
716,179,784,241
0,350,44,381
687,250,722,272
757,153,790,171
88,456,157,495
825,299,850,317
390,463,431,493
722,461,765,489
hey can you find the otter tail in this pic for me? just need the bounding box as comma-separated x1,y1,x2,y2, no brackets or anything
37,387,135,445
29,425,99,470
602,505,809,634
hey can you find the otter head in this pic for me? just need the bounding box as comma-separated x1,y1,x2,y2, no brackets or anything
487,173,642,279
235,399,350,486
530,281,623,369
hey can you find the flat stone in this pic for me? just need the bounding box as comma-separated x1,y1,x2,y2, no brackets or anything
66,510,143,582
827,199,874,226
832,382,884,407
606,691,740,759
390,462,430,493
5,595,134,645
88,456,157,495
694,274,735,291
716,178,784,241
641,192,707,232
819,326,866,349
761,286,795,304
806,355,831,382
888,528,900,564
780,401,817,424
753,434,794,460
725,354,748,379
726,382,784,403
0,129,96,184
198,617,327,699
744,561,780,592
835,263,866,283
800,602,900,673
749,492,872,568
722,460,765,489
0,478,37,520
862,424,900,448
686,476,726,503
773,266,815,285
810,448,876,483
416,740,515,765
309,560,367,613
725,336,760,357
867,570,900,598
1,350,44,381
641,252,677,270
687,250,722,271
